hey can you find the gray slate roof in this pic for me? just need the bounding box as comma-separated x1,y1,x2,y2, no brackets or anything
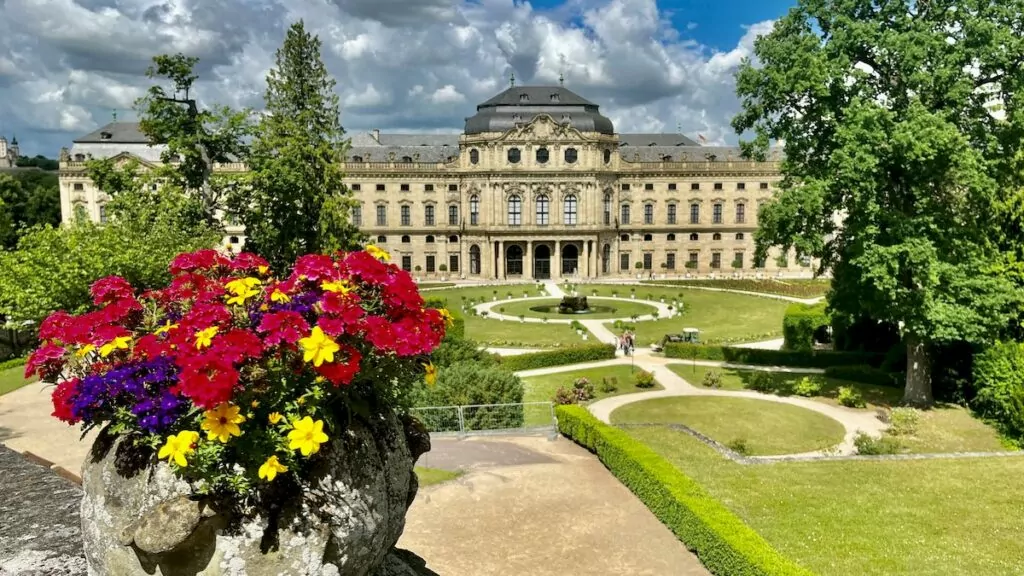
346,146,458,163
478,86,596,107
619,133,700,147
74,122,149,144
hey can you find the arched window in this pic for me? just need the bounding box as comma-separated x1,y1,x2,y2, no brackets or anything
536,194,550,226
470,149,479,164
603,193,612,225
449,235,459,243
643,234,653,242
425,235,435,243
469,245,481,274
563,194,578,225
565,148,578,164
401,156,413,163
351,155,363,162
508,195,522,226
470,194,480,225
620,234,629,241
73,203,87,221
689,233,699,241
603,149,611,164
508,148,521,164
536,148,549,164
735,233,745,241
667,233,676,241
376,235,387,243
713,233,722,241
506,245,524,275
448,204,459,225
602,244,611,273
424,204,435,226
401,235,411,243
620,203,631,225
74,153,86,162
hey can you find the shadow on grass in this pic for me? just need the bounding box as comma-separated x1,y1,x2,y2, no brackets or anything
732,370,903,407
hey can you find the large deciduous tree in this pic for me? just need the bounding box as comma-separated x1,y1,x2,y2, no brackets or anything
733,0,1024,405
234,20,363,271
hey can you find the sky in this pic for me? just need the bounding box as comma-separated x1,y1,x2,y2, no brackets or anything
0,0,796,158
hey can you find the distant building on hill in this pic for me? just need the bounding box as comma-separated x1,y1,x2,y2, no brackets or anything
0,134,20,168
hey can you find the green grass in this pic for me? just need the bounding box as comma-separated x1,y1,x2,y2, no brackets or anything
581,284,789,345
669,364,901,408
888,406,1012,454
611,396,846,455
642,278,832,298
498,297,657,320
627,426,1024,575
0,365,34,396
520,364,663,404
417,282,457,289
414,466,462,486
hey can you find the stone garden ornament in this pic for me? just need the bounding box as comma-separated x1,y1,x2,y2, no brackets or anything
27,247,447,575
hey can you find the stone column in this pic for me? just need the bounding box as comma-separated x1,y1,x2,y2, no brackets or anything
497,240,505,280
526,240,534,280
554,239,561,280
461,240,469,279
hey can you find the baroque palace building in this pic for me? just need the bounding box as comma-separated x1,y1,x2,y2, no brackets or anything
59,84,798,280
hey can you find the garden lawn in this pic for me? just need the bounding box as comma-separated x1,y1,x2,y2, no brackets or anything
520,364,663,405
642,277,831,298
627,426,1024,576
581,284,788,345
611,396,846,455
889,406,1012,454
498,298,656,320
414,466,462,487
668,364,901,408
0,366,34,396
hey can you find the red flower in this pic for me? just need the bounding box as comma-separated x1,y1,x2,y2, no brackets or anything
179,303,232,331
38,311,75,342
320,293,365,335
25,343,66,380
340,250,392,285
94,297,143,325
51,378,81,424
161,273,225,303
169,249,232,276
90,324,131,345
380,270,423,311
175,354,239,409
315,344,362,386
258,311,309,346
290,254,338,283
231,252,270,272
134,334,170,359
217,329,264,363
90,276,134,306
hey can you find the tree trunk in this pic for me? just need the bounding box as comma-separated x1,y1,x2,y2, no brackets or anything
902,333,933,406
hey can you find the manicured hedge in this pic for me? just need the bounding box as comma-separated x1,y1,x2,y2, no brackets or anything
664,343,882,369
556,406,814,576
782,303,828,351
0,357,27,371
824,364,903,388
498,344,616,372
643,278,830,298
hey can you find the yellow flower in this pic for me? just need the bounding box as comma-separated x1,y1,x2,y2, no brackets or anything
366,245,390,261
201,403,246,443
76,343,96,357
258,455,288,481
298,326,340,367
288,417,329,456
268,412,284,424
157,430,200,467
194,327,218,350
257,265,270,275
251,400,260,408
438,308,455,327
225,277,262,306
154,321,178,335
321,279,353,294
423,362,437,387
99,336,132,357
270,290,291,303
226,288,260,306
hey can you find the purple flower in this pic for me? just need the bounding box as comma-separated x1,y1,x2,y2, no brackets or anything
70,357,184,433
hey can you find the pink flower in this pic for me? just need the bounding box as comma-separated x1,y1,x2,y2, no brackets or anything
25,343,66,380
258,311,309,346
90,276,134,306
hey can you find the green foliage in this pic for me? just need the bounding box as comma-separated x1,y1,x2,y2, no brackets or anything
556,405,814,576
554,378,595,405
494,344,616,372
972,341,1024,440
414,362,525,430
793,377,822,397
837,386,866,409
733,0,1024,404
746,372,776,393
853,432,902,456
634,369,656,388
15,155,59,170
823,365,902,388
663,343,882,369
0,172,60,248
234,21,362,271
0,357,26,371
643,278,831,298
599,377,618,393
888,408,921,436
701,371,723,388
429,337,496,368
726,438,750,456
782,303,828,352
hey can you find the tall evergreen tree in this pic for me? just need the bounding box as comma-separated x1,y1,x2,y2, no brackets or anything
733,0,1024,405
235,21,363,270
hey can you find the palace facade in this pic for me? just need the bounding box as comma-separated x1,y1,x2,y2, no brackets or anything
59,85,798,280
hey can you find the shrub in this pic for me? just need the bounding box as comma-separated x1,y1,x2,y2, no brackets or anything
574,377,595,400
599,377,618,393
782,302,829,352
553,386,578,405
495,344,616,372
701,371,723,389
746,371,777,393
726,438,750,455
792,377,822,397
972,341,1024,439
837,386,866,408
824,364,901,388
415,362,525,430
634,369,656,388
0,357,27,371
663,343,882,369
853,432,902,455
556,406,814,576
888,407,921,436
431,337,496,368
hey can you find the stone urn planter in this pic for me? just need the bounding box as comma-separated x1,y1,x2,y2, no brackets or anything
81,409,433,576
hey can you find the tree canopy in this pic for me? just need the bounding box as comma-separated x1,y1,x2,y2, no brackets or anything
733,0,1024,404
0,172,61,249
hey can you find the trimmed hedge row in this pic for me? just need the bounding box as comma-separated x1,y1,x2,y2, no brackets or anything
782,303,828,351
556,406,814,576
664,343,882,369
823,364,903,388
0,357,27,371
642,278,830,298
497,343,616,372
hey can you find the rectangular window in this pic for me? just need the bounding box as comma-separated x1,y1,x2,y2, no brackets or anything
666,253,676,269
736,203,746,224
425,184,435,192
448,205,459,225
448,184,458,191
376,205,387,226
424,205,435,226
643,253,652,270
644,204,654,224
508,197,522,226
688,251,699,265
351,184,361,191
376,184,385,192
99,205,108,224
619,253,630,271
644,183,654,191
712,253,722,269
668,183,677,191
713,203,723,224
733,252,745,269
449,254,459,273
426,255,435,273
400,183,410,192
690,183,700,191
713,182,723,191
352,206,362,226
689,204,700,224
621,183,630,191
401,255,412,272
73,183,84,191
737,182,746,190
400,205,411,226
754,255,766,268
667,204,677,224
536,196,549,226
759,182,769,190
564,196,578,225
470,196,479,225
620,204,631,225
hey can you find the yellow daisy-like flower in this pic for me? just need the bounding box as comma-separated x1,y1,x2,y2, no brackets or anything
99,336,132,358
257,265,270,275
225,277,262,306
200,403,246,443
288,417,329,457
423,362,438,387
157,430,200,467
268,412,284,424
438,308,455,327
154,320,179,335
321,279,353,294
270,289,291,304
251,400,260,408
76,343,96,357
226,288,260,306
366,245,390,262
298,326,340,367
258,455,288,481
194,326,218,349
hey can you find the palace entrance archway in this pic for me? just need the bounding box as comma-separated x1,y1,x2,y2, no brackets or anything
534,244,551,279
561,244,579,275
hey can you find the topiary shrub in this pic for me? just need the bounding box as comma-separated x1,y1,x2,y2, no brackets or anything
972,341,1024,440
837,386,866,408
415,361,525,430
782,302,829,352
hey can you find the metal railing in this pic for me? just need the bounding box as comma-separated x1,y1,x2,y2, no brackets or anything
411,402,557,437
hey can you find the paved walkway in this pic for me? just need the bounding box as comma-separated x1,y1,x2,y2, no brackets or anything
400,436,710,576
0,381,94,475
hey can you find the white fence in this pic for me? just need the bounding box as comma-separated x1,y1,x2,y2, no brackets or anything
410,402,557,437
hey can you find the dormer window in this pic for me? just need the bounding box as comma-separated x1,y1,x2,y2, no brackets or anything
550,93,560,102
401,156,413,163
351,155,363,162
561,114,571,122
519,93,529,102
100,131,112,140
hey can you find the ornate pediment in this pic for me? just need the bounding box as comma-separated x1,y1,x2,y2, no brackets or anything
497,114,593,144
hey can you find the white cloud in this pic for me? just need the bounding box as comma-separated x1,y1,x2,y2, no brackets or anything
0,0,777,156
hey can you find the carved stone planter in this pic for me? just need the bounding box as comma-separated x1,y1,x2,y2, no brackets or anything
80,409,432,576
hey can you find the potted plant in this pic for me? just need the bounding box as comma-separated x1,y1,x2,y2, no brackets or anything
630,287,636,299
492,289,498,301
438,263,448,280
634,261,643,279
518,314,525,323
30,247,446,574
